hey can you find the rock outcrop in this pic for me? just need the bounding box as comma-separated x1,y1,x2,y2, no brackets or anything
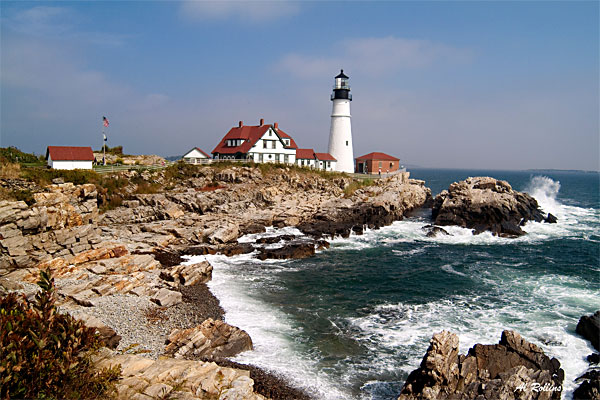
92,347,266,400
164,318,253,359
432,177,556,237
0,183,100,272
576,310,600,351
574,311,600,399
398,330,564,400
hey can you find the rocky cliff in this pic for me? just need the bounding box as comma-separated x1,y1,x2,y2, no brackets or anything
432,177,556,237
398,330,564,400
1,165,432,400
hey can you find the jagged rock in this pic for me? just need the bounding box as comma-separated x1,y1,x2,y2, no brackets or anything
422,225,450,237
576,311,600,351
574,370,600,400
588,353,600,364
77,313,121,349
161,261,212,286
150,288,182,307
93,347,265,400
432,177,552,237
257,241,315,260
544,213,558,224
398,330,563,400
206,223,239,244
164,318,253,359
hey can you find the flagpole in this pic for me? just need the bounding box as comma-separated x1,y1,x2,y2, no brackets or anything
102,126,106,166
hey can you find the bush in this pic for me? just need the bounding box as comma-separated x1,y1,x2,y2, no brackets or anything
0,147,41,164
344,178,375,197
0,269,120,399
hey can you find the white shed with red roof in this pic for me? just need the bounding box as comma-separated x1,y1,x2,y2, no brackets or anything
46,146,94,170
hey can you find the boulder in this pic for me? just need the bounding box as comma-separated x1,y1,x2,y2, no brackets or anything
76,313,121,349
574,370,600,400
161,261,213,286
257,242,315,260
164,318,252,359
432,177,552,237
576,311,600,351
398,330,563,400
150,288,182,307
422,225,450,238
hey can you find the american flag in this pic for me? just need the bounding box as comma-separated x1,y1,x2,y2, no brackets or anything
103,116,109,128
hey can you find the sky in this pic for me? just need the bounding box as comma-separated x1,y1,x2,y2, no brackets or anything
1,1,598,171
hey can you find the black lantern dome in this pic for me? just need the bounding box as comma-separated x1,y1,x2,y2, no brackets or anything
331,69,352,101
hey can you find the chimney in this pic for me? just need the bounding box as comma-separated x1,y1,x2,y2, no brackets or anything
259,118,264,126
273,122,278,130
238,121,243,127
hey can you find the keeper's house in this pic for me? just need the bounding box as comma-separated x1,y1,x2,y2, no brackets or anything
355,152,400,174
46,146,94,170
182,147,210,164
212,119,297,164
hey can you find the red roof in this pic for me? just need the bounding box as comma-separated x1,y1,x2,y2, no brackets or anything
356,152,399,161
212,123,298,155
46,146,94,161
315,152,336,161
296,148,316,159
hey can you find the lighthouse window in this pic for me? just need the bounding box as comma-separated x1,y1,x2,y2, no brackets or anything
346,141,349,146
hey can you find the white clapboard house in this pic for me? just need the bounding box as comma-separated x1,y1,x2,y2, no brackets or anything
182,147,210,164
212,119,297,164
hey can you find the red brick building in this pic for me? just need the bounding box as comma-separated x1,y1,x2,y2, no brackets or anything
355,152,400,174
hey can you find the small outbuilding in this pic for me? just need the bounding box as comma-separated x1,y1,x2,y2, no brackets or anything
46,146,94,170
355,152,400,174
183,147,210,164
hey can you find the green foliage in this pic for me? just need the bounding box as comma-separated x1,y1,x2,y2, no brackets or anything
0,147,43,164
0,269,120,399
96,145,124,156
344,178,376,197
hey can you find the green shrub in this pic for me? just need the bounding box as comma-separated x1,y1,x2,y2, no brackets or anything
344,178,375,197
0,269,121,399
0,147,41,164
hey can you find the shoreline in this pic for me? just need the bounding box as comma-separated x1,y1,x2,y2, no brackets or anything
2,165,596,399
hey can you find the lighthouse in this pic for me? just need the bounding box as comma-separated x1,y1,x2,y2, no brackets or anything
328,69,354,173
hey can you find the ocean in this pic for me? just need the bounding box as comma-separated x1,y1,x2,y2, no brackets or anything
186,169,599,400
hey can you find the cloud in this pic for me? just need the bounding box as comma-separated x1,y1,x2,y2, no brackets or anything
179,0,300,22
2,5,128,46
278,36,472,78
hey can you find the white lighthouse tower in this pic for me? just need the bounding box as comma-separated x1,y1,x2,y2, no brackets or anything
328,69,354,173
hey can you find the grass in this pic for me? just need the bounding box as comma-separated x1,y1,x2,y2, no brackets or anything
344,178,376,197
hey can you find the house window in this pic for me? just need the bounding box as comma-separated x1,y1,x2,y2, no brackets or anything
263,140,267,149
390,162,394,168
269,131,272,136
284,155,289,163
379,161,382,168
259,154,263,162
272,141,276,149
301,160,305,166
327,161,330,168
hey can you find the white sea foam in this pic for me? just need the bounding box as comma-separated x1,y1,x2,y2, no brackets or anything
196,253,350,399
348,270,598,399
329,176,599,250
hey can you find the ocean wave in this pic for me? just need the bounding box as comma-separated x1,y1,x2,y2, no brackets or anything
348,270,597,399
